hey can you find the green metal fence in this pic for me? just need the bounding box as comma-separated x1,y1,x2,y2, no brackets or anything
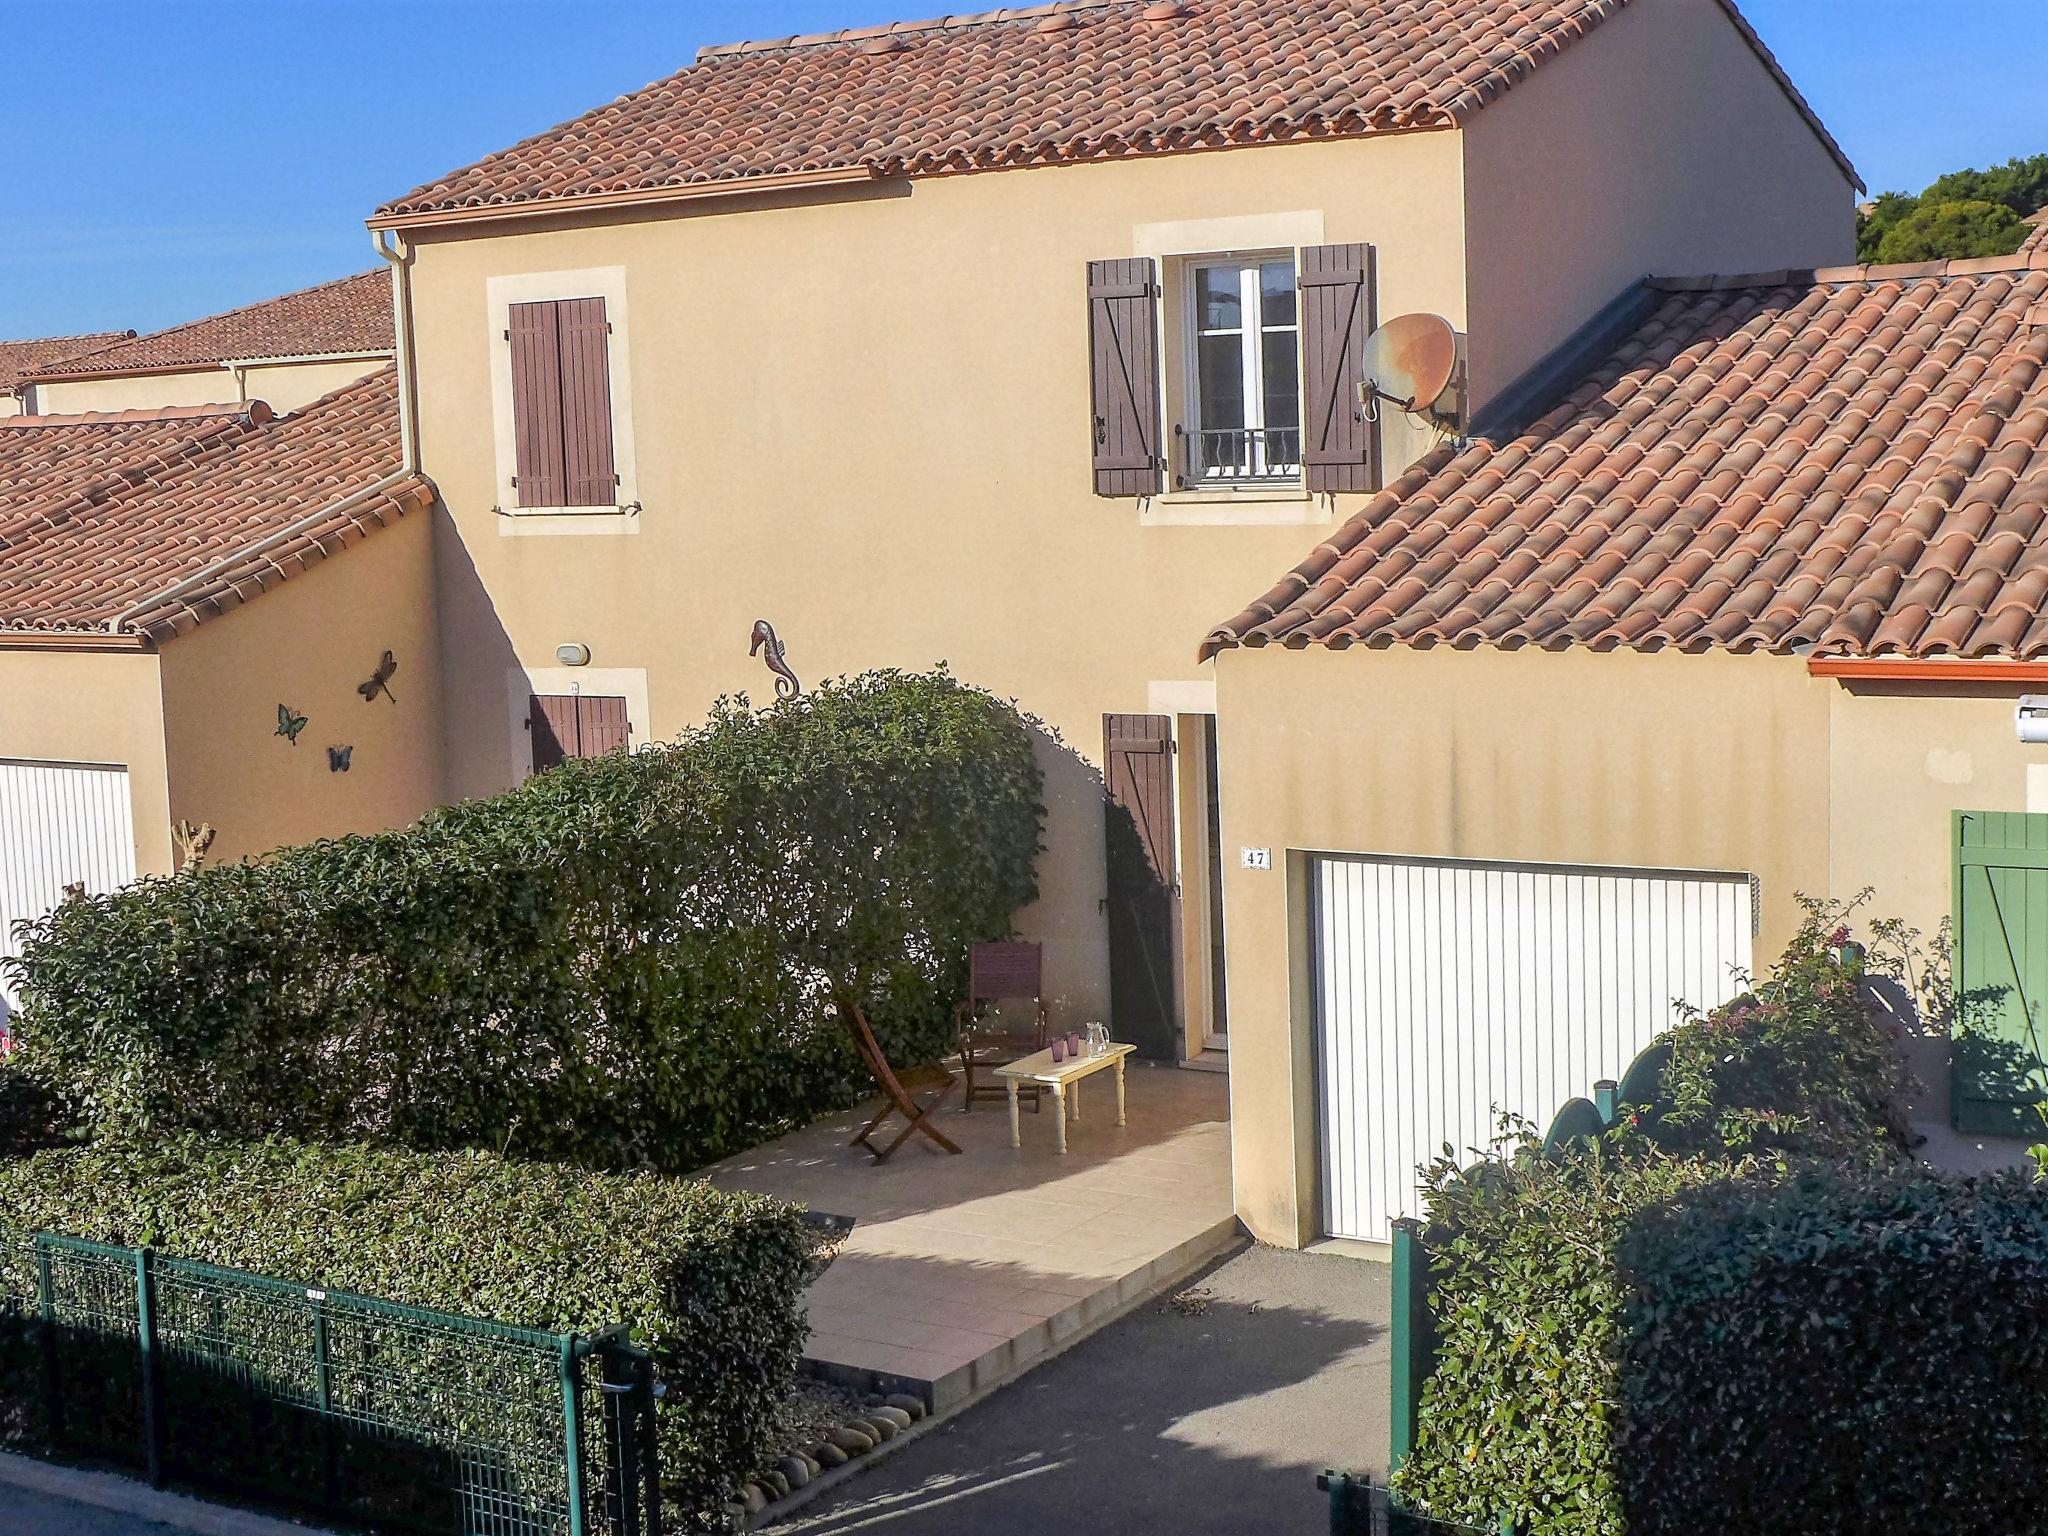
0,1233,660,1536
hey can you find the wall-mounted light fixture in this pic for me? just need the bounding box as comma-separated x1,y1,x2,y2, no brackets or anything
555,643,591,667
2017,695,2048,743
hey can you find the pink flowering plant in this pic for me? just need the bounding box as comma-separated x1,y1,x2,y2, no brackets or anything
1649,893,1913,1164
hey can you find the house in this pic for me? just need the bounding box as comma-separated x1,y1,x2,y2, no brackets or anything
19,270,394,417
0,367,439,1009
367,0,1859,1065
0,330,135,417
1203,251,2048,1245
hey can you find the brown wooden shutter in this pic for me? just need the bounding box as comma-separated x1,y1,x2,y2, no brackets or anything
576,695,631,756
556,297,618,508
1298,243,1377,494
1103,713,1178,1059
508,300,567,508
529,694,576,771
1087,258,1163,497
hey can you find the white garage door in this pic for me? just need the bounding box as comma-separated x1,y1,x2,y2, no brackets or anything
1311,853,1754,1243
0,760,137,1012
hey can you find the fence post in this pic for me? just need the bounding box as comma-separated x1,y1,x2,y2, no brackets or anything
312,1291,337,1503
561,1336,587,1536
134,1247,164,1487
1388,1217,1435,1482
36,1241,61,1445
1593,1078,1619,1125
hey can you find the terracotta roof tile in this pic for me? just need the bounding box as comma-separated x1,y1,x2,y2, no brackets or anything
0,331,136,394
27,272,392,381
1204,254,2048,661
373,0,1856,223
0,368,427,643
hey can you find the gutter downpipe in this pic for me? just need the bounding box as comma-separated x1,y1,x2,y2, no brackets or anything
104,468,416,637
371,227,421,472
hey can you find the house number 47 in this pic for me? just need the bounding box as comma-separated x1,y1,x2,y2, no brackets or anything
1241,847,1273,870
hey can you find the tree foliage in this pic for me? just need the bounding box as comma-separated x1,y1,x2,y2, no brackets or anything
1856,152,2047,262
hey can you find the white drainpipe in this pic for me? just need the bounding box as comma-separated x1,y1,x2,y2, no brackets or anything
371,228,421,471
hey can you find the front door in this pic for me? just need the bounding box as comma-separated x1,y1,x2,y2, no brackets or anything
1103,714,1177,1060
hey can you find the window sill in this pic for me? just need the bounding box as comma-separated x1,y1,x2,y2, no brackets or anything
1143,484,1328,527
496,505,641,538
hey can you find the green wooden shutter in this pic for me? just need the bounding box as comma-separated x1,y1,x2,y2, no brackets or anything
1952,809,2048,1135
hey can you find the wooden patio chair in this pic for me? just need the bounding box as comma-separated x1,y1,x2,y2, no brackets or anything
842,998,962,1163
954,941,1049,1111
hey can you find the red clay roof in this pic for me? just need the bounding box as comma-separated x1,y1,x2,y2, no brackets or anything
27,271,393,381
1205,253,2048,662
0,331,136,394
0,368,429,644
373,0,1856,223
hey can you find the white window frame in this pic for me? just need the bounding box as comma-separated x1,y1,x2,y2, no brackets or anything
1179,252,1302,488
486,267,640,536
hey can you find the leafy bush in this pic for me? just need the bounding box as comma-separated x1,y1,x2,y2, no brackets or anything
1397,909,1922,1533
0,1137,816,1528
1648,902,1912,1162
1397,1136,1725,1534
1855,153,2048,262
1618,1167,2048,1536
6,669,1043,1169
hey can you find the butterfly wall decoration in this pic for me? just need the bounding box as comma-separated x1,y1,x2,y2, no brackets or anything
359,650,398,705
276,705,309,746
328,745,353,773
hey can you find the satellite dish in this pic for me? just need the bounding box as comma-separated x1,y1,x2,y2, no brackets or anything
1360,312,1459,417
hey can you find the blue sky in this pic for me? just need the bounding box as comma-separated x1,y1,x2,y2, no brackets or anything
4,0,2044,339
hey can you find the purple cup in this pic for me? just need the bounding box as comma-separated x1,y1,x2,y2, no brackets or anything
1067,1031,1083,1056
1050,1036,1066,1063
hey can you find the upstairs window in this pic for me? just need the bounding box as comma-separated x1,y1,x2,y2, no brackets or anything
506,297,618,508
1184,257,1300,484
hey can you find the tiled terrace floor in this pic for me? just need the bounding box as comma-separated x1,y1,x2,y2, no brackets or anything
704,1061,1236,1410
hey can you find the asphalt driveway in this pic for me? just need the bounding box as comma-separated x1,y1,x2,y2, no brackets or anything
774,1244,1390,1536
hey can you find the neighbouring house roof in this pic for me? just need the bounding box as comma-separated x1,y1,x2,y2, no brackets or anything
371,0,1857,226
1204,253,2048,662
25,271,393,382
0,330,136,395
2022,209,2048,257
0,367,430,645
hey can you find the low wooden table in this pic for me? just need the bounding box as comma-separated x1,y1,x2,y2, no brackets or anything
995,1042,1134,1153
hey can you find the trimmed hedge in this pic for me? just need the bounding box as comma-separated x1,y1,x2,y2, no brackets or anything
1396,913,1922,1533
1618,1167,2048,1535
7,669,1043,1169
0,1137,816,1528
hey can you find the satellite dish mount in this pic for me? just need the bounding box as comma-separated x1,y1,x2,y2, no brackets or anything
1359,312,1462,428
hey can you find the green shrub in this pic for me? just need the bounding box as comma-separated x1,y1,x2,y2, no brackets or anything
1397,910,1923,1532
1396,1139,1726,1535
1649,903,1912,1162
1615,1166,2048,1536
0,1137,816,1528
6,669,1043,1168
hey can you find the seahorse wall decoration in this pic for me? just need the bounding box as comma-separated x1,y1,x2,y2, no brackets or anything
748,619,801,701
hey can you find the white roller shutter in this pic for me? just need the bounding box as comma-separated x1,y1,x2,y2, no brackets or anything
1311,853,1753,1243
0,759,137,1013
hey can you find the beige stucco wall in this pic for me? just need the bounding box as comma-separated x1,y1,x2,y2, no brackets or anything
34,356,388,418
1211,645,1833,1244
1212,646,2048,1244
1460,0,1858,408
407,132,1472,1027
0,647,174,877
1828,682,2048,945
156,512,444,863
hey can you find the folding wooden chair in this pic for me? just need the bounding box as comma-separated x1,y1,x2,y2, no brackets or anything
843,999,962,1163
954,941,1049,1111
